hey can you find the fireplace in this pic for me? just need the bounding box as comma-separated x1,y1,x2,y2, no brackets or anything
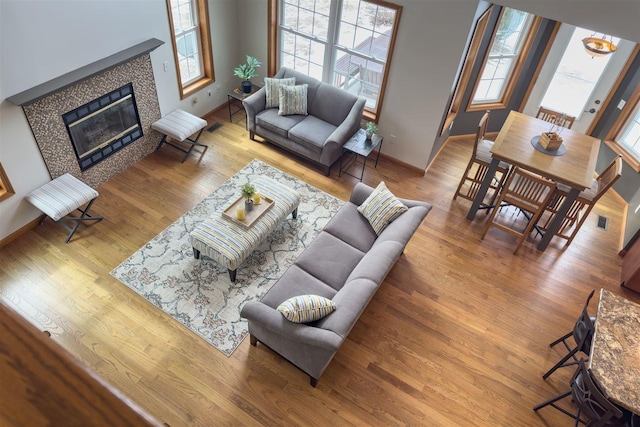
63,83,143,171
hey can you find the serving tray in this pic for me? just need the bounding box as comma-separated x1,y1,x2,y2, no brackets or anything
221,195,274,228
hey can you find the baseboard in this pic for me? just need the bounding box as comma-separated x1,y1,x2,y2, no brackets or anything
0,217,41,248
378,153,425,176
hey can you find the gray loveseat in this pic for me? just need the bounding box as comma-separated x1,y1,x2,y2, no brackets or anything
240,182,432,386
243,68,366,175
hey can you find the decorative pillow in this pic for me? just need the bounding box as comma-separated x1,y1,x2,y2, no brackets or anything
357,181,408,235
277,295,336,323
264,77,296,108
278,84,308,116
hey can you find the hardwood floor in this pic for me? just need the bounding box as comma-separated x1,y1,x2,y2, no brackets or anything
1,109,637,426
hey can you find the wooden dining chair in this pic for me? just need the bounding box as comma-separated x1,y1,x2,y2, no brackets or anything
453,110,510,208
534,359,629,427
481,167,555,254
536,106,576,129
536,156,622,248
543,289,596,380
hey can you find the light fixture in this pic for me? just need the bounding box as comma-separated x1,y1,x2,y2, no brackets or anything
582,34,617,57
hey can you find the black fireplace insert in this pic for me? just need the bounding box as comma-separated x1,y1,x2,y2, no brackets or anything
63,83,142,171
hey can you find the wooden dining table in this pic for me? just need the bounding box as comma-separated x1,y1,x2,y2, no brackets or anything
589,289,640,415
467,111,600,251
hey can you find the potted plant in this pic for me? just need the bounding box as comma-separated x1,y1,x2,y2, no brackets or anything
241,182,256,211
365,122,378,140
233,55,262,94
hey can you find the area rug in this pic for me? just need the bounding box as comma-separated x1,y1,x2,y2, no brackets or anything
110,159,342,356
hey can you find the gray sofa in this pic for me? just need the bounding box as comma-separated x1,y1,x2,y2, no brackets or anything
243,68,366,175
240,182,432,386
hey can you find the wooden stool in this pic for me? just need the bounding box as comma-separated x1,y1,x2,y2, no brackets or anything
152,109,208,162
25,173,104,243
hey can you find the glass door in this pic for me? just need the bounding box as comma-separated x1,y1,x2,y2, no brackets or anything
524,24,634,134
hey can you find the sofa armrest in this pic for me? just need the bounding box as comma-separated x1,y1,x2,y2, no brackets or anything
242,87,267,132
350,182,375,206
325,97,366,148
241,301,343,351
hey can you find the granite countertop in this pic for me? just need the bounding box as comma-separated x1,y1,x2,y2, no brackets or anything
590,289,640,414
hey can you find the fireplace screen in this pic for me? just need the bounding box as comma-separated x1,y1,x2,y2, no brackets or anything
63,83,143,171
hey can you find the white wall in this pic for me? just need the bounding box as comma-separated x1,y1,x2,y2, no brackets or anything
0,0,238,241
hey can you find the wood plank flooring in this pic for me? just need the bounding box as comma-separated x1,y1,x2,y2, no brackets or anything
1,110,638,426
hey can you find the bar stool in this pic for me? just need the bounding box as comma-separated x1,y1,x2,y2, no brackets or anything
25,173,104,243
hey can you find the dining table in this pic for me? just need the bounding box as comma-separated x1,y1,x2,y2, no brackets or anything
467,110,600,251
589,289,640,415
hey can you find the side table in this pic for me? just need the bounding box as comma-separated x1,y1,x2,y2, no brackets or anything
227,84,262,128
339,129,383,181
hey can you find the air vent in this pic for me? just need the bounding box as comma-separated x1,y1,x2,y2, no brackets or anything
207,122,222,132
597,215,609,230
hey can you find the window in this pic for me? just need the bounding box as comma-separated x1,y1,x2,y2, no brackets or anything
540,27,619,118
273,0,402,121
605,68,640,172
166,0,214,99
469,7,539,110
0,163,15,202
619,106,640,158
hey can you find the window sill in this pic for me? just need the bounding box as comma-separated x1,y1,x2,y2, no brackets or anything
180,77,214,99
604,139,640,172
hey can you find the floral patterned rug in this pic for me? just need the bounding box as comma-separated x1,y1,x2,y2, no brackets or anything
110,159,343,356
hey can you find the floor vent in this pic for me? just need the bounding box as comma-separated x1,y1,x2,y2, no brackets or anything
207,122,222,132
597,215,609,230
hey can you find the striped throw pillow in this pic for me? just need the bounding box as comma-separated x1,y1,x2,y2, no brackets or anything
357,181,408,235
278,84,308,116
277,295,336,323
264,77,296,108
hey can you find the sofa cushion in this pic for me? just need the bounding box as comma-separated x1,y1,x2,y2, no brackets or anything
357,181,408,235
288,116,337,154
322,202,377,253
294,231,365,291
265,77,296,108
278,68,322,105
260,264,338,309
256,109,306,138
277,295,336,323
279,84,309,116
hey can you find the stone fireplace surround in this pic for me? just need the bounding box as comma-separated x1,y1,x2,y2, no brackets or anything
21,52,163,189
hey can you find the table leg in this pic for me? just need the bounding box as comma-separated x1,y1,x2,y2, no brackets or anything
374,140,383,168
227,95,232,122
537,187,579,251
467,158,499,220
359,155,367,182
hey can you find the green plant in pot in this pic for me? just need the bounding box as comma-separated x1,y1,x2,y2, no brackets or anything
241,182,256,211
365,122,378,140
233,55,262,94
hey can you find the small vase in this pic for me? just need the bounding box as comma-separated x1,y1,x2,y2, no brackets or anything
244,198,254,211
241,81,252,94
365,132,374,141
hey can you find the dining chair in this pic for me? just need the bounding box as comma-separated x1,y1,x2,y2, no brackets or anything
534,359,629,426
481,167,555,254
453,110,510,208
536,156,622,248
536,106,576,129
543,289,596,380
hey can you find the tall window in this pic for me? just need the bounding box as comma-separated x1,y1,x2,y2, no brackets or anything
275,0,402,121
540,27,619,118
470,7,537,109
619,106,640,159
166,0,214,98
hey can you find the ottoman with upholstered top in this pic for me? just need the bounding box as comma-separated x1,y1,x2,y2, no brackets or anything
189,176,301,282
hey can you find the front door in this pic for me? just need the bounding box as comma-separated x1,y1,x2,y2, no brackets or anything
524,24,635,134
